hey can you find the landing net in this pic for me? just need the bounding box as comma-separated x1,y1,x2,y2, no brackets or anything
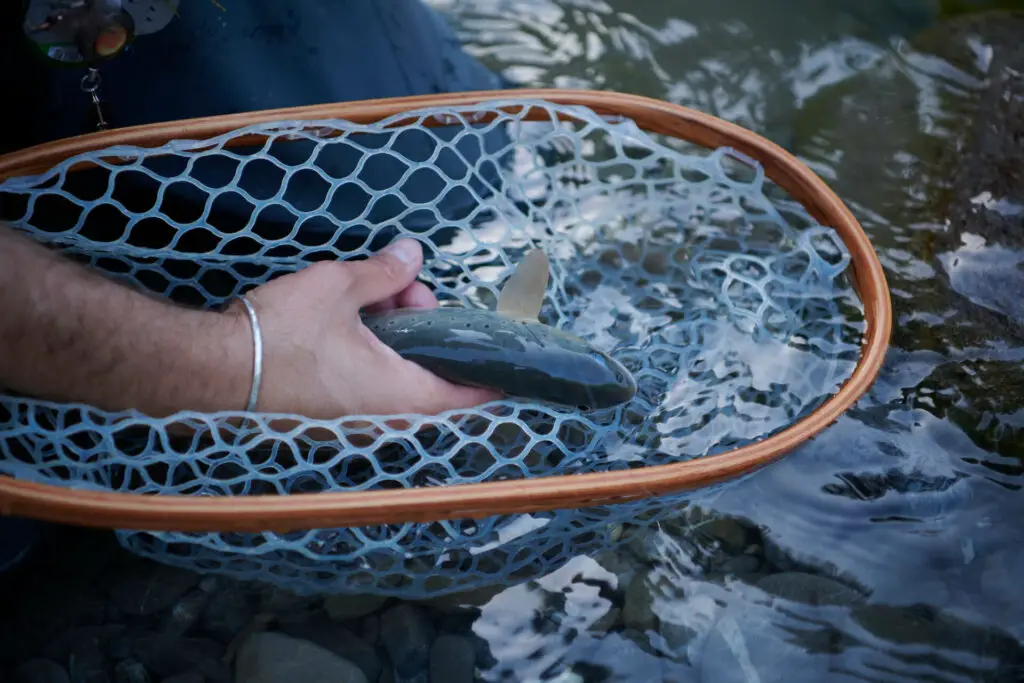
0,99,866,596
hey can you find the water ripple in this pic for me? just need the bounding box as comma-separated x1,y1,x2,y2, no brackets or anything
421,1,1024,679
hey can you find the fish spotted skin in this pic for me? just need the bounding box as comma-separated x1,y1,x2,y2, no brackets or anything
363,306,637,410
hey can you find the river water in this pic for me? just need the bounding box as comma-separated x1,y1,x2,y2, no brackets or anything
423,0,1024,681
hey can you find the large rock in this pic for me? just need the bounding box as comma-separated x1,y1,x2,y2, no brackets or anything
281,618,382,682
234,632,367,683
109,563,201,618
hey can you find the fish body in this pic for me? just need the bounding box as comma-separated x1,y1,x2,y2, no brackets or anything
363,306,636,410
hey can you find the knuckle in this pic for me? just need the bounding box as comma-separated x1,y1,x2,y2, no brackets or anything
306,259,351,284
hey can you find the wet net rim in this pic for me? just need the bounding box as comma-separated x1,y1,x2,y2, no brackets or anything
0,88,893,533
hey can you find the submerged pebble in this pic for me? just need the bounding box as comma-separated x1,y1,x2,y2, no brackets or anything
131,635,228,683
166,589,207,636
622,572,657,633
200,583,256,643
698,519,751,554
112,659,150,683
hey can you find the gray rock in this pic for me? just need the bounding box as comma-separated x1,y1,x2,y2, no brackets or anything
429,635,476,683
281,619,382,682
234,632,367,683
699,519,750,553
587,607,622,634
132,635,228,683
258,587,322,625
110,564,201,617
622,573,657,633
757,572,865,607
13,659,71,683
361,614,380,645
660,622,698,654
761,539,800,573
69,634,109,683
593,550,637,587
114,660,150,683
717,553,762,577
324,595,389,622
44,625,126,664
166,589,208,636
379,604,434,682
200,586,255,644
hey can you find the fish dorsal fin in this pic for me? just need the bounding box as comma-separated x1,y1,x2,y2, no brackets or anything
496,248,549,320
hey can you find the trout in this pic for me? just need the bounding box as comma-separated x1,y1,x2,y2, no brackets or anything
363,249,637,410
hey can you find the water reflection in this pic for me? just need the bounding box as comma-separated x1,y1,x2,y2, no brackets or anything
425,0,1024,680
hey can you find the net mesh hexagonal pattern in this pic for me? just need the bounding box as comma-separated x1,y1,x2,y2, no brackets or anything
0,99,866,597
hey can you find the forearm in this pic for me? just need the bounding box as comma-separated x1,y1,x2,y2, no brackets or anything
0,224,251,417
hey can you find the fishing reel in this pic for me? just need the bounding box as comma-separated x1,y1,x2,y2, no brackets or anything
21,0,180,66
20,0,181,130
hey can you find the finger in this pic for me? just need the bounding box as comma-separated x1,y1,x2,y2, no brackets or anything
394,362,504,414
361,281,438,315
395,281,438,309
342,238,424,308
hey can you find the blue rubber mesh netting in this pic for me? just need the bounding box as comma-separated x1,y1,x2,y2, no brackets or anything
0,99,866,597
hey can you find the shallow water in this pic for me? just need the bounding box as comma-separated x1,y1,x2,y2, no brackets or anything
3,1,1024,682
426,0,1024,680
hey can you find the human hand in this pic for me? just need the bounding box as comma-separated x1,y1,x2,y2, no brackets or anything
225,238,502,420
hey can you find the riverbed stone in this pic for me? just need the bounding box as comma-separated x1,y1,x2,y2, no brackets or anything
324,595,389,621
622,572,657,633
132,635,228,683
380,604,434,682
166,589,207,636
113,659,150,683
280,618,382,682
234,631,367,683
699,519,751,554
588,607,623,634
110,564,201,618
756,572,866,607
429,635,476,683
199,583,256,644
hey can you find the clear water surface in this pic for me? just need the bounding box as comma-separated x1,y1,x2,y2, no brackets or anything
420,0,1024,680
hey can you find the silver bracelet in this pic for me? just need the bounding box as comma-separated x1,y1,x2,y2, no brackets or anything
238,294,263,413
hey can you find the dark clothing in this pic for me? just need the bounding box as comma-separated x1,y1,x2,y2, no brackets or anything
0,0,513,573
